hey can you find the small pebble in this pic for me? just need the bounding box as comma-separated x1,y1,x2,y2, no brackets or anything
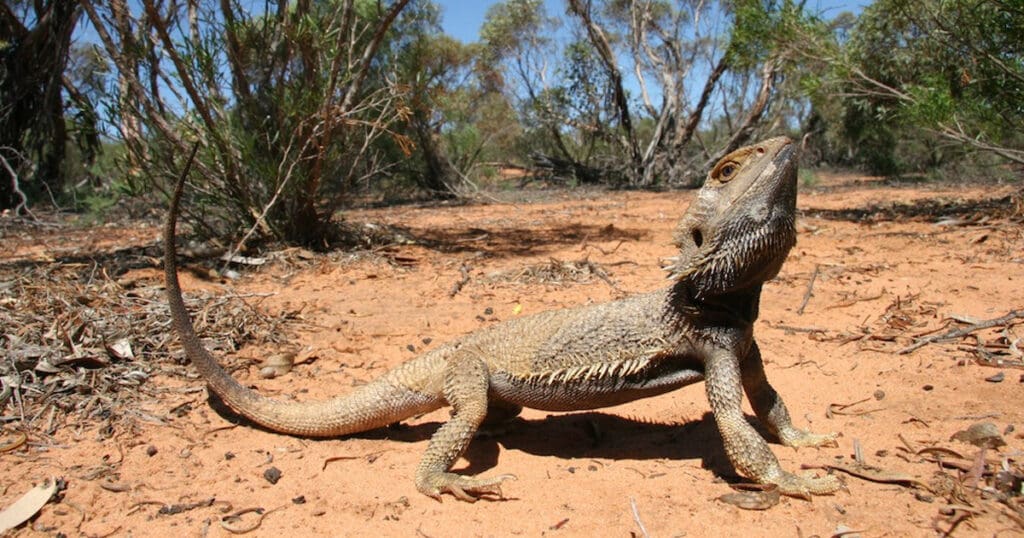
264,466,282,485
950,422,1006,448
985,372,1005,383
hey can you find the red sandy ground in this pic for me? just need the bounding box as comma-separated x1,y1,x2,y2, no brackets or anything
3,172,1023,537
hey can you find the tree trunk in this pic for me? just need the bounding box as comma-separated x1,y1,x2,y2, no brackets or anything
567,0,643,183
0,0,79,210
110,0,145,182
412,115,458,197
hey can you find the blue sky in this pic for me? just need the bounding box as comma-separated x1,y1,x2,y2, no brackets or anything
433,0,871,114
436,0,870,44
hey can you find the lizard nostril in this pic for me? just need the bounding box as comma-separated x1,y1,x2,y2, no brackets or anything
692,228,703,247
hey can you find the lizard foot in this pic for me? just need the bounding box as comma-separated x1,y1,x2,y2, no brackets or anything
778,427,838,449
769,471,842,499
417,472,517,503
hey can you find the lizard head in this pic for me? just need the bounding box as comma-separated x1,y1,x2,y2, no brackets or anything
665,136,798,298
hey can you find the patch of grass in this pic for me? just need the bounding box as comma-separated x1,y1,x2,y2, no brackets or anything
799,169,820,188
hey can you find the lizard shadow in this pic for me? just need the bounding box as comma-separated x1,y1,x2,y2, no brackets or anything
458,411,740,480
388,410,783,483
206,393,774,482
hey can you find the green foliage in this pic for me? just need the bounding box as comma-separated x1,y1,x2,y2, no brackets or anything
823,0,1024,175
480,0,555,68
798,169,819,188
558,39,616,129
728,0,827,67
54,139,139,220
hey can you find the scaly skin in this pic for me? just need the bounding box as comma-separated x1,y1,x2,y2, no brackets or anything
165,137,841,501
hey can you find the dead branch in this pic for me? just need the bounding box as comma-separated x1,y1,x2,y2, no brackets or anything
898,309,1024,355
796,265,819,315
931,120,1024,166
448,264,471,298
566,0,642,179
0,146,36,219
701,58,780,171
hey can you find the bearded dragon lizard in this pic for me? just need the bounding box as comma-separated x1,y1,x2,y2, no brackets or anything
164,136,841,501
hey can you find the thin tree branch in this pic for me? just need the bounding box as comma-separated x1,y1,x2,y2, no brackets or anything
0,147,36,219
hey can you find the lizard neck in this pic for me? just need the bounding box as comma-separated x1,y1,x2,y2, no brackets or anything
665,278,762,328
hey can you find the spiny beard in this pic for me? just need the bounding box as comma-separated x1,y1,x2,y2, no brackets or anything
664,215,795,299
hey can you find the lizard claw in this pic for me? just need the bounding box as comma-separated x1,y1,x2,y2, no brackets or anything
418,472,517,503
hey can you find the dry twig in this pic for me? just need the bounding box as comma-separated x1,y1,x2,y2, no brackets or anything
796,265,819,315
629,497,650,538
899,309,1024,354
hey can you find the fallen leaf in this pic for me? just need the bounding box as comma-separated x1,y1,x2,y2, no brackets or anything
984,372,1004,383
0,478,59,532
259,353,295,379
106,338,135,360
220,253,267,266
717,484,781,510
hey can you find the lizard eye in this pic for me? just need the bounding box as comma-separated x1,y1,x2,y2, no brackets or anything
714,161,740,182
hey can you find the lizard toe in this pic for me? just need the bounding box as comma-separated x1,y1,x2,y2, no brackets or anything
771,471,841,499
417,472,517,502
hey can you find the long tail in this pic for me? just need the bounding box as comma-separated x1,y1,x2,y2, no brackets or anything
163,145,443,437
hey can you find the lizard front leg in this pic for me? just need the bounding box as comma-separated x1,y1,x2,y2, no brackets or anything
741,341,838,450
414,352,515,502
705,349,839,498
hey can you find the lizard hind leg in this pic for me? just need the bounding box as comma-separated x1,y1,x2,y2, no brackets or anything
476,400,524,438
483,400,523,426
414,353,516,502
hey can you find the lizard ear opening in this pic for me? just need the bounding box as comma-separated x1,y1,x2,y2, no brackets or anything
691,228,703,248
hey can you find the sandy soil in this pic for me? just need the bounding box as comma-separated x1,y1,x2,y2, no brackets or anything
2,173,1023,537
